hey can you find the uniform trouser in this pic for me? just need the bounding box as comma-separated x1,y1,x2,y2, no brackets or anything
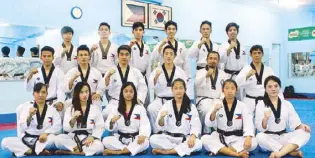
201,131,258,154
196,97,216,134
147,98,169,133
1,134,57,157
242,97,257,117
243,96,258,132
55,134,104,156
102,99,119,122
150,133,202,157
102,134,149,156
256,129,310,152
143,88,150,109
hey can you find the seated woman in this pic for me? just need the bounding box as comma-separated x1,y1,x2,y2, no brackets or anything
54,82,105,156
255,76,311,158
201,79,257,158
102,82,151,156
1,83,62,157
150,78,202,157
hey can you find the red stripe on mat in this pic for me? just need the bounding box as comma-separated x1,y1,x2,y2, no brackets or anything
0,123,16,130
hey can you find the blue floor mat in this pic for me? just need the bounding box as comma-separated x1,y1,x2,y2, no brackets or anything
0,99,314,157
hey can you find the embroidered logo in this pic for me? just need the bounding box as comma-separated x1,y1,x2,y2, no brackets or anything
90,119,95,124
235,114,242,119
48,117,53,125
186,114,192,120
134,114,141,120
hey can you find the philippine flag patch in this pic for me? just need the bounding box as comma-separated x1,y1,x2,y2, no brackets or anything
90,119,95,124
235,114,242,119
186,114,192,120
134,114,141,120
48,117,53,125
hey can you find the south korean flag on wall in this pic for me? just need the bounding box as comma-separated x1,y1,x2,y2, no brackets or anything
149,4,172,30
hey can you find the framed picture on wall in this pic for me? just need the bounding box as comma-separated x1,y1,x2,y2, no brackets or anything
121,0,148,28
289,52,315,77
148,4,172,30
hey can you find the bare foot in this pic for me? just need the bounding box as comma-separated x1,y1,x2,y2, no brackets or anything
72,151,85,155
237,151,249,158
152,149,168,155
289,150,303,158
39,149,52,156
208,152,215,156
103,149,113,155
24,149,33,156
152,149,159,155
269,152,281,158
228,146,237,152
55,150,71,155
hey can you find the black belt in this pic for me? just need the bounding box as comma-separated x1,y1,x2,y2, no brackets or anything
158,96,174,104
118,131,139,142
141,71,148,86
224,69,240,79
65,130,90,152
196,96,214,107
46,97,57,105
22,132,40,155
196,66,205,70
246,94,264,105
165,131,186,143
265,130,287,135
14,73,24,77
217,128,243,147
224,69,240,75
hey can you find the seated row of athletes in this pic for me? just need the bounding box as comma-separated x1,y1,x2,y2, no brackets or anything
1,21,311,158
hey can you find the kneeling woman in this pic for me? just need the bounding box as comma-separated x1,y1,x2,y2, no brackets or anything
102,82,151,156
55,82,105,156
201,79,257,158
255,76,311,158
150,78,202,157
1,83,62,157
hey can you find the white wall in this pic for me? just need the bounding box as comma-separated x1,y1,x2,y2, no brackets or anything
279,11,315,93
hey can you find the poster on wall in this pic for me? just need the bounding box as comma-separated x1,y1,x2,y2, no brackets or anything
288,26,315,41
121,0,148,28
289,52,315,77
148,4,172,30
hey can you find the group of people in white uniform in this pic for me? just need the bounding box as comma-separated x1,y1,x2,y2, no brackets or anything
1,20,311,158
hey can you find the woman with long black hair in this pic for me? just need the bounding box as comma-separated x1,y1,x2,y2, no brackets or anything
55,82,105,156
256,76,310,158
102,82,150,156
150,78,202,157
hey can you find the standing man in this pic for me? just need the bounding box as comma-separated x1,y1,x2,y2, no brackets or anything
189,21,220,70
54,26,78,73
128,22,151,107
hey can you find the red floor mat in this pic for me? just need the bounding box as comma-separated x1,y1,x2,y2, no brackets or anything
0,123,16,130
